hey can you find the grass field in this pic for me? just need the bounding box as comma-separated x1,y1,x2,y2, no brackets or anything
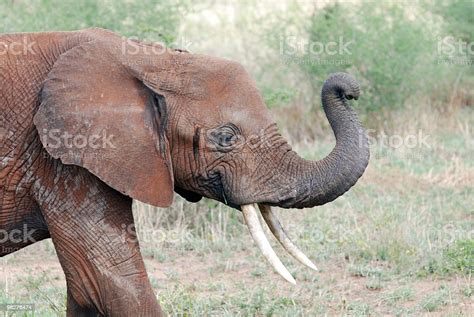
1,106,472,316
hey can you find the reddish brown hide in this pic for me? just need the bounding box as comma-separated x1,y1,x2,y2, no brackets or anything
0,28,369,316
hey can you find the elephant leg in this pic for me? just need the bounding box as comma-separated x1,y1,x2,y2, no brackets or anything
0,198,50,257
33,165,163,316
0,210,50,256
67,289,102,317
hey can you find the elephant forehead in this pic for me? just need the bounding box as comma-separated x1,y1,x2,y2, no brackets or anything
222,106,273,130
172,56,274,130
190,97,273,132
216,85,274,128
223,93,273,129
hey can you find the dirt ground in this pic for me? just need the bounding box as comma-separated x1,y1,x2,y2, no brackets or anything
2,244,472,316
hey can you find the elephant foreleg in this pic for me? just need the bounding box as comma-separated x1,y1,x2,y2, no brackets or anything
66,289,102,317
0,204,50,257
33,165,163,316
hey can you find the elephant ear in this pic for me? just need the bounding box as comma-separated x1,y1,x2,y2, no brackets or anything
34,39,174,207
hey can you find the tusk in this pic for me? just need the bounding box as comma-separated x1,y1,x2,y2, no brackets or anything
241,204,296,284
259,204,318,271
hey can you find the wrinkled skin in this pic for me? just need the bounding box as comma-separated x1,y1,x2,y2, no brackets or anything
0,29,369,316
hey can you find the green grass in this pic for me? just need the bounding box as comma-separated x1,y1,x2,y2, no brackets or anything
444,240,474,274
0,269,65,316
420,285,451,312
383,286,415,304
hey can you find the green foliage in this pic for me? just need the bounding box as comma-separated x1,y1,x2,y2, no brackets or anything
444,239,474,274
0,0,189,44
273,0,474,116
430,0,474,76
261,86,297,109
433,0,474,43
416,239,474,277
301,2,450,112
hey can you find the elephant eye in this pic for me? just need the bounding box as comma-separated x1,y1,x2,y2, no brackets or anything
208,123,241,150
216,132,236,147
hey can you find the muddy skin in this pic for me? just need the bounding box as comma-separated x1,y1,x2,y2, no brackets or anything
0,28,368,315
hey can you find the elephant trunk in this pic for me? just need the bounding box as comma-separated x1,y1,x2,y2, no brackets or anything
240,73,369,283
276,72,370,209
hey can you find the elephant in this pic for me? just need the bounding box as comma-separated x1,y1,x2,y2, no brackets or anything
0,28,369,316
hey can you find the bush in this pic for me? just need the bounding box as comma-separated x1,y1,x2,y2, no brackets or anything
433,0,474,43
270,0,472,118
298,2,446,113
0,0,189,44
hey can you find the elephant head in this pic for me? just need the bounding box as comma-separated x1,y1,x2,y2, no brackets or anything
34,28,369,283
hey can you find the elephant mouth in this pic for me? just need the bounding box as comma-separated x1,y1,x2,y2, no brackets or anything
192,175,317,284
240,204,317,284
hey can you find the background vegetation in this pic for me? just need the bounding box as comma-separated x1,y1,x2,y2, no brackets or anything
1,0,472,315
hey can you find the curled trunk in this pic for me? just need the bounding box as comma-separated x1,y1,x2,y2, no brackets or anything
240,73,369,283
277,72,370,209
